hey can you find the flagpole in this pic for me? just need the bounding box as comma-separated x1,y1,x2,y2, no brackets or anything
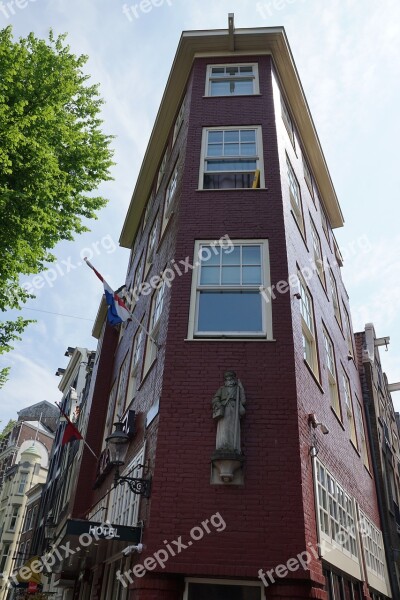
84,257,161,348
55,402,99,460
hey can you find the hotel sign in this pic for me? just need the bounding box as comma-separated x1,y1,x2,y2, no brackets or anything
65,519,141,543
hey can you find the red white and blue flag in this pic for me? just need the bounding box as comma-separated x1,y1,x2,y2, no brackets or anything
84,258,131,326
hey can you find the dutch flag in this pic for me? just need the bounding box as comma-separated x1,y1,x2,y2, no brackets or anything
84,258,131,326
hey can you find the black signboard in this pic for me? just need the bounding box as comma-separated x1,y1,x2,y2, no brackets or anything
65,519,141,543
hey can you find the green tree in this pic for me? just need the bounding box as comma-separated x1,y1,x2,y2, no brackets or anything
0,27,114,385
0,419,16,440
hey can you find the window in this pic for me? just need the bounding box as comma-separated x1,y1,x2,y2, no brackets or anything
354,402,369,470
162,162,178,233
200,126,264,190
172,96,185,145
302,155,314,198
310,219,325,286
110,449,144,526
103,382,117,447
320,203,330,242
299,272,319,377
205,63,259,96
281,97,295,146
185,579,263,600
143,281,166,375
315,460,358,558
323,328,340,417
188,240,272,339
359,510,386,580
145,217,158,273
287,156,305,235
342,369,357,447
113,354,130,423
343,307,354,357
156,148,168,191
17,472,28,495
127,254,144,311
0,543,10,573
329,269,342,327
9,505,19,531
126,327,144,408
142,196,152,232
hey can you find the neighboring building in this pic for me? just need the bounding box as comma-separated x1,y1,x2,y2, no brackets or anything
0,401,58,491
31,347,96,597
355,324,400,598
39,17,394,600
0,439,53,600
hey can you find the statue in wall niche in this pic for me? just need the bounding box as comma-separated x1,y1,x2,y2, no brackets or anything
212,371,246,453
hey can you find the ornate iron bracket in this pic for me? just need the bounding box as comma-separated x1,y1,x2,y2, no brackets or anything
114,466,152,498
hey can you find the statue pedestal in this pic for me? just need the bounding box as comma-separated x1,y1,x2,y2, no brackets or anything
210,450,244,485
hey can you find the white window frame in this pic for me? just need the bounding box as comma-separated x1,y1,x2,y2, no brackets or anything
315,460,358,559
17,472,28,495
145,216,158,274
329,268,342,327
172,95,185,145
102,381,117,450
281,97,295,147
126,327,144,410
156,148,168,191
205,63,260,97
162,161,178,233
187,240,272,340
310,218,325,287
323,327,341,418
142,196,152,232
342,368,357,446
298,272,319,378
343,306,354,357
287,156,304,235
359,510,386,581
113,353,130,424
143,281,166,375
109,448,144,526
9,505,19,531
355,397,370,469
198,126,265,190
302,154,314,198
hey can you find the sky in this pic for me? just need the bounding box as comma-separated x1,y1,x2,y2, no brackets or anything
1,0,399,425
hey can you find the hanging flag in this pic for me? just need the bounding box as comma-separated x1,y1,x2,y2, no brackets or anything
84,258,131,326
62,420,83,446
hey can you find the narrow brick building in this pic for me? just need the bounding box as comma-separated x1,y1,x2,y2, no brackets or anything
44,18,392,600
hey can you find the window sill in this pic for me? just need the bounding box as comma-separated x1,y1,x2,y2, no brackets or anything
203,93,262,98
185,337,276,342
303,360,323,393
330,407,345,430
196,187,265,192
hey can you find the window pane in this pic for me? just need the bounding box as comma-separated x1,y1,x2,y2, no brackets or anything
222,246,240,265
211,67,224,75
224,130,239,142
239,66,253,74
225,66,239,76
224,143,240,156
242,246,261,265
204,173,254,189
206,159,257,172
207,143,223,157
198,291,263,333
200,267,220,285
240,130,256,142
208,130,223,143
200,246,220,265
242,266,261,284
221,266,241,284
240,143,257,156
188,583,261,600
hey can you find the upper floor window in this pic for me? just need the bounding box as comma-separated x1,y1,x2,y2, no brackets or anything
172,96,185,145
17,473,28,495
188,240,272,339
281,97,295,147
355,396,370,470
343,306,354,358
299,272,319,378
287,156,305,236
329,269,342,328
156,148,168,191
162,161,179,233
110,449,144,526
205,64,259,96
323,328,340,418
143,281,166,375
342,369,357,447
310,218,325,287
199,126,264,190
320,202,330,243
126,326,144,407
9,505,19,531
145,216,159,275
302,155,314,198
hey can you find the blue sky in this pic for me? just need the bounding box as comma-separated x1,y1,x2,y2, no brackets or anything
1,0,400,425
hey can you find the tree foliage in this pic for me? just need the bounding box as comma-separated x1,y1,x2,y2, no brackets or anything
0,26,114,384
0,419,16,439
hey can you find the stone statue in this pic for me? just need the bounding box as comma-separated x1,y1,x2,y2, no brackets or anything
212,371,246,453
